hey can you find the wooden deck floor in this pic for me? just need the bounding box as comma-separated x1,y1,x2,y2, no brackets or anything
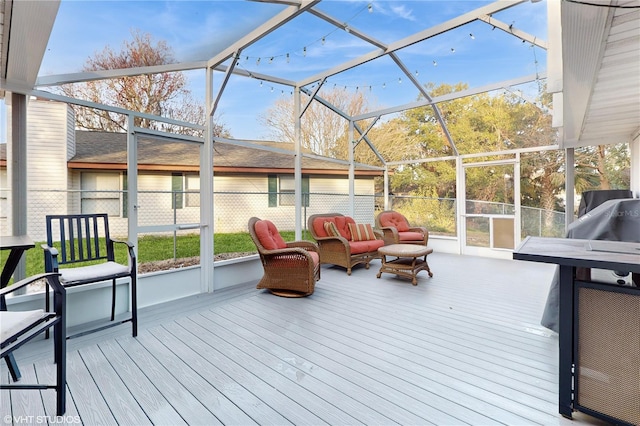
3,252,609,425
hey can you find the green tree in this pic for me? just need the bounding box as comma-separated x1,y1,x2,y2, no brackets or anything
575,143,631,191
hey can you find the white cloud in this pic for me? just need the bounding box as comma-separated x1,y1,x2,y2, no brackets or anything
390,4,416,21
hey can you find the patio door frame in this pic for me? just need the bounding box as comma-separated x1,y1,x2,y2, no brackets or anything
459,155,521,259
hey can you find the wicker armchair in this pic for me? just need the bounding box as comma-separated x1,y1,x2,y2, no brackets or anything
307,213,384,275
375,210,429,246
248,217,320,297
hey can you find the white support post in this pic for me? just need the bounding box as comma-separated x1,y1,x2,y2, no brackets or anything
10,93,28,284
203,67,215,293
631,135,639,198
565,148,575,231
456,156,465,255
126,115,139,263
514,152,522,245
294,87,303,239
348,120,356,218
384,167,390,211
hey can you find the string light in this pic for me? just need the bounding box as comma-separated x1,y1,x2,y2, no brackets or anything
237,16,521,97
236,2,372,66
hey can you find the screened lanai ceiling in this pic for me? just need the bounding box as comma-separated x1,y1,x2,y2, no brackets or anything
1,0,639,149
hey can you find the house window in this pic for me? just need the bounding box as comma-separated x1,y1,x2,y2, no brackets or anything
172,173,183,209
81,172,121,216
185,174,200,207
279,175,295,206
268,175,310,207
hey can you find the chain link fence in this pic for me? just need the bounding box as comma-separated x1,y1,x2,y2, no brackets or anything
379,195,567,239
2,188,565,263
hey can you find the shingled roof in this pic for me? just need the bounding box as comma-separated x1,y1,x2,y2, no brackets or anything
70,131,380,176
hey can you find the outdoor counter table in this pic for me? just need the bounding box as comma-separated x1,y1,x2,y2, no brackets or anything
513,236,640,425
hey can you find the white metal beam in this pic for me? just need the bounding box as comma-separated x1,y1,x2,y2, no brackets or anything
307,8,388,50
298,0,525,87
478,15,548,50
34,60,298,88
354,72,544,121
206,0,321,69
34,61,207,87
210,50,240,117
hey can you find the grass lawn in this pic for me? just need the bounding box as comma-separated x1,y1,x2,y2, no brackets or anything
1,231,311,281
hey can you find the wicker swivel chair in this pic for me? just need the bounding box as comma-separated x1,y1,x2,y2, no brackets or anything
375,210,429,246
248,217,320,297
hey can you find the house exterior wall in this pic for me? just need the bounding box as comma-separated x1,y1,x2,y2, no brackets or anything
2,99,377,241
2,99,72,238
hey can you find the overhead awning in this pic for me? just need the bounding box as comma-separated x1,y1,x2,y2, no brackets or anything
0,0,60,95
548,0,640,149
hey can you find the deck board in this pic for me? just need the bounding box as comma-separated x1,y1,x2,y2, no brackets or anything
2,252,612,425
96,339,187,426
222,297,544,425
116,334,225,425
176,315,362,425
66,350,118,425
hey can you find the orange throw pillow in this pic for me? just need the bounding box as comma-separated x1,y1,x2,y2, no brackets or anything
323,221,341,237
348,223,376,241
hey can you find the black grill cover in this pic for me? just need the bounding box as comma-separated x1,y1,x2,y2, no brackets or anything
541,198,640,332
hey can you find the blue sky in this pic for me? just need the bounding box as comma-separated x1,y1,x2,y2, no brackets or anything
6,0,547,141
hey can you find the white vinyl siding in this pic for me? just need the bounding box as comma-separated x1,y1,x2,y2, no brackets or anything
81,172,121,216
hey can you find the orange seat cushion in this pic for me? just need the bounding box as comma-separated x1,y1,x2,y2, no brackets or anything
254,220,287,250
336,216,354,240
399,231,425,242
349,239,384,254
378,212,410,232
312,217,333,237
312,216,353,240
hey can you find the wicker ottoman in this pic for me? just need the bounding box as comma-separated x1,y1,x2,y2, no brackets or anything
376,244,433,285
